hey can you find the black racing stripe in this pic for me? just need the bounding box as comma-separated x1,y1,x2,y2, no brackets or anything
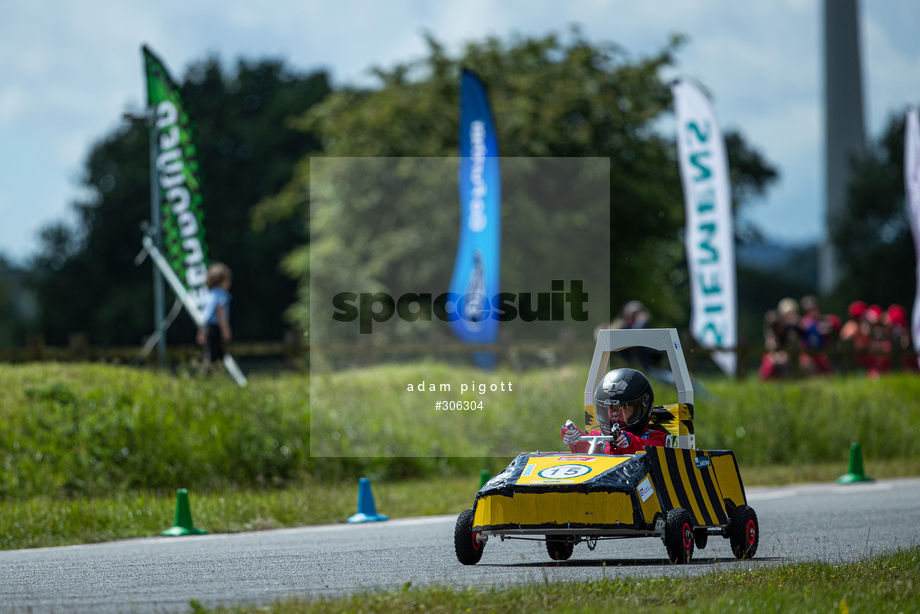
664,448,695,515
728,450,748,505
681,419,695,434
646,449,673,511
684,452,713,526
696,455,729,525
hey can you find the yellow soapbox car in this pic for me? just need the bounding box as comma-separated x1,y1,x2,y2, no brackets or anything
454,328,759,565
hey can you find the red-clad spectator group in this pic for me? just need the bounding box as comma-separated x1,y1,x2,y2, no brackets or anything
759,295,915,380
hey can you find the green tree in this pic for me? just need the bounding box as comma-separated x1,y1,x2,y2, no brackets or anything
0,256,37,348
29,56,330,347
830,107,917,311
266,31,777,337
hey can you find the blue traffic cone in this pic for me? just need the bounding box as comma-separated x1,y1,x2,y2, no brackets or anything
837,442,874,484
347,477,388,523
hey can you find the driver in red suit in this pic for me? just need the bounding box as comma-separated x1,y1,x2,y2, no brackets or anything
561,368,667,454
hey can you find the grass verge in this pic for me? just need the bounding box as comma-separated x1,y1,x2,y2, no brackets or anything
0,475,477,550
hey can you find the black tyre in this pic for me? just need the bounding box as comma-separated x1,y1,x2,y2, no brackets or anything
545,535,575,561
454,509,484,565
664,508,694,564
694,528,708,550
729,505,759,560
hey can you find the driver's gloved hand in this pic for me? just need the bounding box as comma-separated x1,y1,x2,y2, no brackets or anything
562,421,583,445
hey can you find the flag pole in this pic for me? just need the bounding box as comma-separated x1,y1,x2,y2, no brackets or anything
148,109,167,369
126,107,167,369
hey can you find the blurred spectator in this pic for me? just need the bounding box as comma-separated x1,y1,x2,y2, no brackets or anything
864,304,892,377
611,300,650,330
839,300,868,345
758,308,789,379
596,300,659,370
839,300,871,371
883,303,917,369
798,295,838,375
885,304,918,372
758,298,802,380
885,303,909,349
777,297,801,347
838,301,894,377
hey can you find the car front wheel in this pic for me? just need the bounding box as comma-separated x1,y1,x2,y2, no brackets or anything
729,505,759,560
664,508,694,564
454,509,484,565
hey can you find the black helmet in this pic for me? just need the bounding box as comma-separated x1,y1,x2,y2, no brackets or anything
593,368,654,435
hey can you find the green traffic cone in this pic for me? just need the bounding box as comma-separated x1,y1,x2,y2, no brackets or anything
161,488,207,536
837,442,874,484
479,469,491,489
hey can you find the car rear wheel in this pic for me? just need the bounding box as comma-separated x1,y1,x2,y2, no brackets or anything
454,509,484,565
665,508,694,564
729,505,759,559
545,535,575,561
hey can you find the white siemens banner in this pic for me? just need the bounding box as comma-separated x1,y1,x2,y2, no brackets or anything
672,79,737,376
904,107,920,368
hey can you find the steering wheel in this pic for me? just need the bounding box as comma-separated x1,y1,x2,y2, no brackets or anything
564,420,623,454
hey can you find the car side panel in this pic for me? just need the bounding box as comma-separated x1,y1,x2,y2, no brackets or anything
708,449,748,509
472,490,637,532
644,447,731,527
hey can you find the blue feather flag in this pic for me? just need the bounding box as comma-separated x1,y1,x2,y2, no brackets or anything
449,69,501,365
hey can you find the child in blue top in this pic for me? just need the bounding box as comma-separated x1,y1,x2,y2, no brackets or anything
196,263,233,365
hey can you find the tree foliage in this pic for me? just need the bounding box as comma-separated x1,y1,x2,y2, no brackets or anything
269,31,777,336
29,56,330,346
830,108,917,311
0,255,37,348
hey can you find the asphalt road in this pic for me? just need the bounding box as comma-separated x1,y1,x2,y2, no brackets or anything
1,477,918,613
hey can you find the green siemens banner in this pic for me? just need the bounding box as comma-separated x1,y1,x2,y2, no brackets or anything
143,45,209,310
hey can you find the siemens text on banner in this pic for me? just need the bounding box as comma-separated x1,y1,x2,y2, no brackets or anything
143,45,210,311
904,108,920,369
672,79,737,376
448,69,501,345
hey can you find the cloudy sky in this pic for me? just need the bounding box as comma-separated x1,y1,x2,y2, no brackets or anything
1,0,918,264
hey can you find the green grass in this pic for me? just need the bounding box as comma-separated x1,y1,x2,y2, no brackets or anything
189,545,920,612
700,375,920,466
310,363,920,470
0,361,918,552
0,364,309,497
739,458,920,485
